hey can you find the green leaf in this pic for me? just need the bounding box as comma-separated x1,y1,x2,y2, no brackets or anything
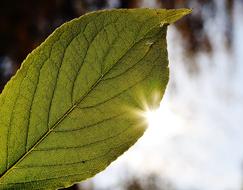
0,8,191,189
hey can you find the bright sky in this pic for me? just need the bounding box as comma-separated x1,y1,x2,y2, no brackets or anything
81,1,243,190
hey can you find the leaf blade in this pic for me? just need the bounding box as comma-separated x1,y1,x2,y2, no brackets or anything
0,8,190,189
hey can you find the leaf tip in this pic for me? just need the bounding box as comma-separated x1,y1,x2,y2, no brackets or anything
155,8,192,25
180,8,193,15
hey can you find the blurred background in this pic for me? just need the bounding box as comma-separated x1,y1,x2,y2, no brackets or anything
1,0,243,189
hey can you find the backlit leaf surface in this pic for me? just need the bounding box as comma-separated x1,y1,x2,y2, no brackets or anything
0,8,190,189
